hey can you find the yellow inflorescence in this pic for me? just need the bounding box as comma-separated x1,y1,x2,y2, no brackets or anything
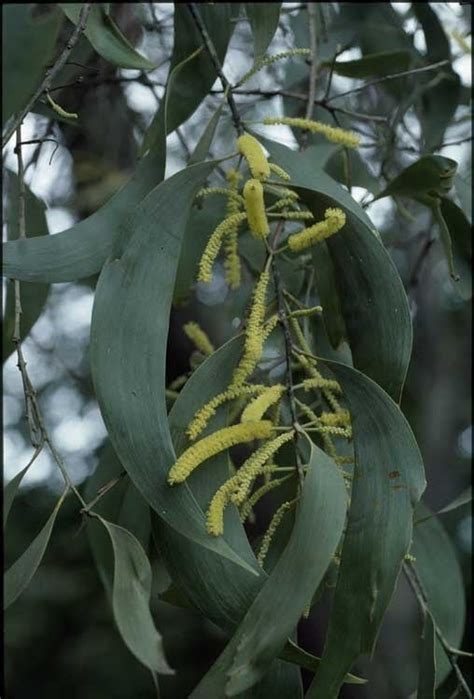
257,499,296,565
206,430,294,536
269,162,291,181
237,134,270,180
241,384,285,423
198,212,247,283
320,410,351,426
263,117,360,149
224,169,244,290
270,196,299,211
269,211,314,221
238,48,311,86
187,384,266,441
302,377,341,392
239,475,291,521
231,269,270,387
183,322,215,356
168,420,273,485
243,178,270,238
196,187,244,205
288,207,346,252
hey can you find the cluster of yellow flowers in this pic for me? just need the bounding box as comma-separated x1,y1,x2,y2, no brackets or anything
167,120,359,560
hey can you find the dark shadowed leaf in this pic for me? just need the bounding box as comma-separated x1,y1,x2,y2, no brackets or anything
4,488,68,609
142,4,237,154
374,155,458,201
97,516,173,675
59,4,155,70
188,98,226,165
2,4,62,126
328,50,412,78
411,505,466,688
3,172,49,363
3,460,37,530
307,361,426,698
246,4,282,61
311,242,347,349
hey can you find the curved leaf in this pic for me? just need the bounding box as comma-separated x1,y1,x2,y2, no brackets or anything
411,504,466,688
2,4,62,126
4,488,67,609
142,4,237,154
97,516,173,675
329,50,412,78
188,97,226,166
246,4,282,62
90,161,257,572
3,172,49,362
259,138,412,402
59,4,155,70
192,443,347,697
307,361,426,698
3,461,35,530
374,155,458,202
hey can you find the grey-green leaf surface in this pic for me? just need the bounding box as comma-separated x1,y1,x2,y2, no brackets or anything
417,611,436,698
90,161,257,572
192,443,347,697
311,242,347,349
142,4,237,154
188,98,226,165
4,488,67,609
2,4,63,126
328,50,412,78
59,4,155,70
3,461,35,530
246,3,282,62
98,516,173,675
411,504,466,687
3,172,49,362
439,196,472,299
259,138,412,402
307,361,426,698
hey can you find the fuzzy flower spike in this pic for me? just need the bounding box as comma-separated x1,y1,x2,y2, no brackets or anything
237,133,270,180
288,207,346,252
243,178,270,238
263,116,360,149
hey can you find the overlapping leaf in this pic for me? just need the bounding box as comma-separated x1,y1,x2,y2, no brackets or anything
2,4,63,126
59,4,155,70
4,488,68,609
307,361,426,698
260,137,412,402
192,443,347,697
90,161,259,571
328,50,412,78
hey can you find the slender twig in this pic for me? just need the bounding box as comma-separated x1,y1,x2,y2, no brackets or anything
187,3,243,135
325,59,451,103
301,2,318,148
2,3,92,148
80,471,127,515
404,562,473,698
408,234,435,292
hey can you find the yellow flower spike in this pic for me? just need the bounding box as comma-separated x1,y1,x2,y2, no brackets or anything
268,211,314,221
206,431,295,536
223,168,244,290
238,48,311,86
231,430,295,506
288,207,346,252
320,410,351,427
263,116,360,149
237,134,270,180
241,385,285,423
262,313,279,341
264,185,300,201
240,474,292,522
197,212,247,283
196,187,245,205
231,269,271,387
187,384,266,441
269,163,291,181
301,377,341,392
257,499,297,565
183,322,215,356
269,196,299,211
243,178,270,238
168,420,273,485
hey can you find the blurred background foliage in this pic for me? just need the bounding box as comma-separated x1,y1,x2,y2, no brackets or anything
2,3,472,697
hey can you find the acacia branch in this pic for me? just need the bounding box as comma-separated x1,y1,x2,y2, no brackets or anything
3,4,92,149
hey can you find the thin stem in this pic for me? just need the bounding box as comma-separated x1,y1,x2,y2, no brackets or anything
325,59,451,103
81,472,127,515
301,2,318,148
187,3,243,135
3,3,92,148
404,562,473,698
